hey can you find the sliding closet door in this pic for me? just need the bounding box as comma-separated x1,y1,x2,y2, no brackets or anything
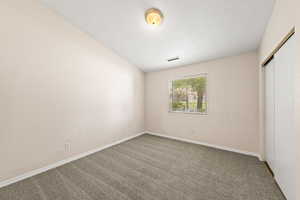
274,36,296,200
265,59,275,172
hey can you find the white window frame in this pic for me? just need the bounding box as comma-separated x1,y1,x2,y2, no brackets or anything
168,73,208,115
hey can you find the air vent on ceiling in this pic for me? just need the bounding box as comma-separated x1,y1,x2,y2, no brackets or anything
167,57,179,62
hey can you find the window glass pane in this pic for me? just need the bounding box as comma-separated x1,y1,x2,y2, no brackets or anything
170,75,207,113
171,79,188,112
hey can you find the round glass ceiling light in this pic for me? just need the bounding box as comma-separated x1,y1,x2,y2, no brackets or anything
145,8,163,25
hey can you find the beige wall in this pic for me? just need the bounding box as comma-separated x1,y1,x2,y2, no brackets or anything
145,52,259,154
258,0,300,198
0,0,144,182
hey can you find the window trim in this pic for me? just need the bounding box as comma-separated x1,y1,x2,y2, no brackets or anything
168,73,208,115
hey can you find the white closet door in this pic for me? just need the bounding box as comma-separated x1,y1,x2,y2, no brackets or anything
274,36,296,200
265,59,276,172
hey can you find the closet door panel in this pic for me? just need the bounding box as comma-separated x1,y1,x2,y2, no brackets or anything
274,36,296,200
265,59,275,172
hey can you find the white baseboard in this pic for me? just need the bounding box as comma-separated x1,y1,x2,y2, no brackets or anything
0,131,262,188
0,132,145,188
146,131,262,161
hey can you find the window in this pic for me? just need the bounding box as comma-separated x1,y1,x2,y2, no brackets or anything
169,74,208,114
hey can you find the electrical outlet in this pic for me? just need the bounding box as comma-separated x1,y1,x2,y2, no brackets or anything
65,142,71,153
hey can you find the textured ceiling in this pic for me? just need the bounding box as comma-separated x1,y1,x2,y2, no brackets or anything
42,0,274,71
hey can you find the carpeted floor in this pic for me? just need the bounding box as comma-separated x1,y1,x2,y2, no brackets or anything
0,134,285,200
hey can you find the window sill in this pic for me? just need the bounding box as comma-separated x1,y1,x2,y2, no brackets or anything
168,111,208,115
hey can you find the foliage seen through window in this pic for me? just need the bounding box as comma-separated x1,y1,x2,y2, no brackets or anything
170,75,207,113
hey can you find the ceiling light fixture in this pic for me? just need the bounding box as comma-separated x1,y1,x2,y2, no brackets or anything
145,8,163,25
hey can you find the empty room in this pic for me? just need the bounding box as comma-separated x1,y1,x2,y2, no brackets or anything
0,0,299,199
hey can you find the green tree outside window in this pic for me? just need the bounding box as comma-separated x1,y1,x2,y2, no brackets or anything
170,75,207,113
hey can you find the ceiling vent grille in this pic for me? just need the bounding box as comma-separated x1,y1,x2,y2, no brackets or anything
167,57,179,62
